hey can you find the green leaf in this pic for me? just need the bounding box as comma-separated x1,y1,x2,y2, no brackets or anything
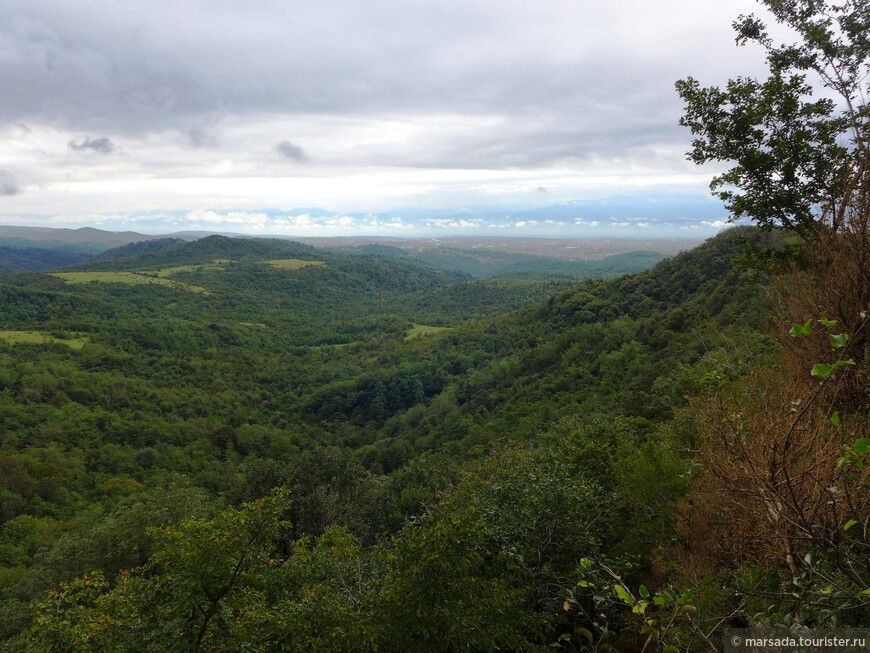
811,363,831,378
638,584,650,598
580,557,593,569
853,438,870,455
831,358,856,370
677,589,694,605
829,333,848,349
575,627,594,645
819,316,838,328
843,519,858,532
664,646,680,653
830,411,840,427
789,319,813,336
700,371,720,387
614,584,635,605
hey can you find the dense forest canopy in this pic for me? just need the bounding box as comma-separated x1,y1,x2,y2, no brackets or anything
0,0,867,651
0,226,766,649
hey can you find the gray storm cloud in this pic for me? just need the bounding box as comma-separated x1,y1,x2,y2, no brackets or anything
276,140,307,162
0,0,767,159
69,137,117,154
0,0,774,223
0,170,20,196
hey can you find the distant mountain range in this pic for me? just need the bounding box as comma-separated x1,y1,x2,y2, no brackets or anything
0,226,214,253
0,226,162,248
0,226,695,280
1,195,721,277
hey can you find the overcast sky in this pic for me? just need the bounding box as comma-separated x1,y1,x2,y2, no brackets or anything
0,0,777,236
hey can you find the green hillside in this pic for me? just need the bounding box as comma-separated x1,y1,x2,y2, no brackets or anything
0,227,866,650
347,242,666,278
1,0,867,648
0,246,92,274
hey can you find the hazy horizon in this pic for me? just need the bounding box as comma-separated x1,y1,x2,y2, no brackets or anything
0,193,742,239
0,0,778,237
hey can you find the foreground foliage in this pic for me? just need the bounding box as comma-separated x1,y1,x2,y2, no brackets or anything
670,0,870,636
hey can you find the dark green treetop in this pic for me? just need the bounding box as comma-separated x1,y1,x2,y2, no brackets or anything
675,0,869,237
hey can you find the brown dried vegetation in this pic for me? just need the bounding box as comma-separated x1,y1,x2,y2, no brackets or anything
679,217,870,604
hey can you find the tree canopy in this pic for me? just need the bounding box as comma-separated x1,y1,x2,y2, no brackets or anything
676,0,869,237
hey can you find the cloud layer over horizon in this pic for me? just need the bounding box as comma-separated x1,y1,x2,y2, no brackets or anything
0,0,778,234
0,194,745,239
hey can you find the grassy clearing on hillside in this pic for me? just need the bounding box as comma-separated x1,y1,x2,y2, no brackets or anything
405,323,452,339
263,259,325,270
148,260,235,277
0,330,89,349
51,271,210,294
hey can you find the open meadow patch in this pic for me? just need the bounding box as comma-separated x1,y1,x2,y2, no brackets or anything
50,271,211,294
263,259,325,270
0,330,89,349
147,260,235,277
405,323,452,339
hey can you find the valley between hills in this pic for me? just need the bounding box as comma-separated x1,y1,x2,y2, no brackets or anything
0,225,864,651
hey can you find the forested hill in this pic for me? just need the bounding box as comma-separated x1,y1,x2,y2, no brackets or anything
83,235,323,270
346,242,667,278
306,226,769,458
0,246,92,275
0,235,477,346
0,227,789,649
